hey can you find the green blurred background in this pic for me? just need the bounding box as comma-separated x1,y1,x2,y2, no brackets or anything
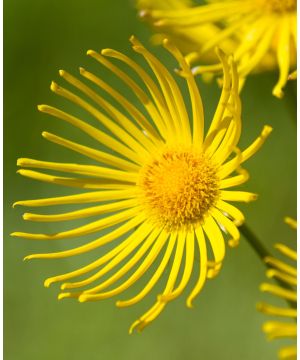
4,1,296,359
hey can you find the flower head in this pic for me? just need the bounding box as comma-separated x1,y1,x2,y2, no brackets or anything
136,0,235,62
12,37,271,332
257,217,297,359
138,0,297,97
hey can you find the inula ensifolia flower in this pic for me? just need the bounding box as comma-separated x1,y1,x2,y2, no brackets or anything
257,217,297,359
12,37,271,332
138,0,297,98
136,0,236,62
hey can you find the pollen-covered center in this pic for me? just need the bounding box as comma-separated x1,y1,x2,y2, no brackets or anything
260,0,296,12
139,150,220,229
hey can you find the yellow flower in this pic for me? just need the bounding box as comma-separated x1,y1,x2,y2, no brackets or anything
12,37,271,332
136,0,235,62
257,217,297,359
138,0,297,98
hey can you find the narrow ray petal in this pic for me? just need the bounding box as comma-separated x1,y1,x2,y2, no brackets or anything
186,226,207,307
38,105,142,165
17,169,132,190
210,208,240,247
59,70,157,153
66,222,157,291
17,157,137,182
12,207,141,241
51,81,150,160
130,230,185,332
116,232,176,308
22,198,138,222
215,200,245,226
202,215,225,278
160,231,193,301
27,214,145,262
42,131,139,172
13,189,137,208
274,243,297,261
220,190,257,202
257,302,296,318
88,49,169,139
265,256,297,277
266,269,297,286
260,283,296,302
79,66,162,143
72,229,169,300
272,16,291,98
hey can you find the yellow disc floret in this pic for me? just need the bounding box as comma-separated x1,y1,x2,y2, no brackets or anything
259,0,296,12
139,148,220,230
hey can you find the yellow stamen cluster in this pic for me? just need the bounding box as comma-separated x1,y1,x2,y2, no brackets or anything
139,149,219,230
259,0,296,13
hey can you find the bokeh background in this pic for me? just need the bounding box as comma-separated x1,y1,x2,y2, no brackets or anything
4,1,296,359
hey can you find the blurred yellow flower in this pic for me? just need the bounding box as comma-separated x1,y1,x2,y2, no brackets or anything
12,37,271,332
136,0,235,61
257,217,297,359
138,0,297,98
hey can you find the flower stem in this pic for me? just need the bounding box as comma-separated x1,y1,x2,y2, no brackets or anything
284,81,297,122
240,223,296,310
239,223,270,261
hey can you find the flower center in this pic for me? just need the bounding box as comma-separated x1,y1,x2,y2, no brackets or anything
139,149,220,230
260,0,296,12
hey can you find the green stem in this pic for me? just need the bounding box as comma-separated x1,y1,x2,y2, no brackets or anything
284,81,297,122
240,223,296,310
240,224,270,261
